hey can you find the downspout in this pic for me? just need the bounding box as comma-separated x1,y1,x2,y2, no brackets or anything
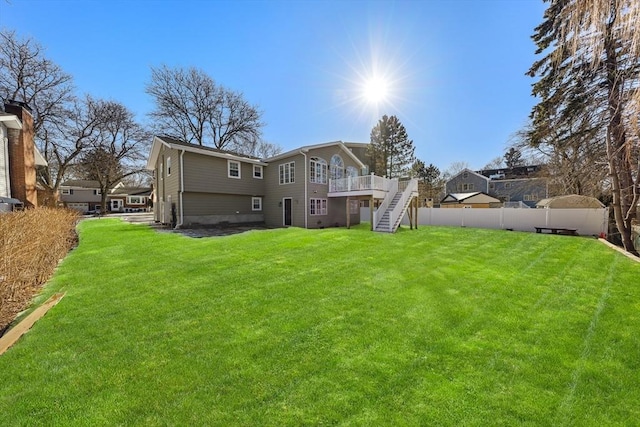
178,149,185,227
299,150,308,229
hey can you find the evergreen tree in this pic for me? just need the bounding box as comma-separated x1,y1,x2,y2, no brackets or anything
527,0,640,254
367,115,415,178
503,148,523,169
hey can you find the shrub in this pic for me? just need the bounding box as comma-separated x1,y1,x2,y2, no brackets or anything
0,208,79,334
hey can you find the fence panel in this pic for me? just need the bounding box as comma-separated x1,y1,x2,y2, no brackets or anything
361,207,608,236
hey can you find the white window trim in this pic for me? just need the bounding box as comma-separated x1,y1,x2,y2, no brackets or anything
127,196,144,205
279,162,295,185
310,198,328,215
228,160,241,179
253,165,263,179
61,188,71,195
252,197,262,211
310,157,328,184
167,157,172,176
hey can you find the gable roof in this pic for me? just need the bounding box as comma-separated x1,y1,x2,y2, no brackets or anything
264,140,366,169
440,192,501,204
449,168,490,182
146,135,267,170
61,180,101,188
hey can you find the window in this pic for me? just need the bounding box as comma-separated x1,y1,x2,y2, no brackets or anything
524,194,537,201
346,166,358,178
458,183,474,191
93,189,101,195
279,162,295,184
489,183,495,190
228,160,241,179
253,165,263,179
463,172,469,179
61,188,71,195
128,196,144,204
167,157,171,176
310,157,328,184
330,154,344,180
505,182,512,189
310,198,327,215
252,197,262,211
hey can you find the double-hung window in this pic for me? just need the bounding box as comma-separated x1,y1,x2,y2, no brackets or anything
310,157,327,184
310,198,327,215
279,162,295,184
252,197,262,211
228,160,241,179
253,165,263,179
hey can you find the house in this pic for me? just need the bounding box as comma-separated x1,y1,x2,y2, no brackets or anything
445,167,548,207
440,192,502,208
59,180,105,212
59,180,151,213
107,187,152,212
0,100,47,209
146,136,419,232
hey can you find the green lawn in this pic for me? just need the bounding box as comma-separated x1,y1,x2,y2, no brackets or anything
1,219,639,426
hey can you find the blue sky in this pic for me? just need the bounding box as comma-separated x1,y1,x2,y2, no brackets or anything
0,0,546,171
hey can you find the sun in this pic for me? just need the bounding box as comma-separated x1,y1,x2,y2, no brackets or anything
362,76,389,104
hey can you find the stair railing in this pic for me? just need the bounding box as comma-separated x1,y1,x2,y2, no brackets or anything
388,179,418,232
373,178,398,230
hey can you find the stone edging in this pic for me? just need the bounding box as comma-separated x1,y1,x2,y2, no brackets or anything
598,238,640,263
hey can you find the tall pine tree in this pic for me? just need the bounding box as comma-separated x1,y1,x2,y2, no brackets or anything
367,115,415,178
527,0,640,254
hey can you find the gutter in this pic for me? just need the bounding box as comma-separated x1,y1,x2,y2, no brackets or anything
178,149,185,227
300,150,308,228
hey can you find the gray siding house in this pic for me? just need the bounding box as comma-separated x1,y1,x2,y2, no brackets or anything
445,167,548,208
147,136,419,231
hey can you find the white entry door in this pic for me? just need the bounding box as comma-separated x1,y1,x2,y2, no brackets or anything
111,199,122,212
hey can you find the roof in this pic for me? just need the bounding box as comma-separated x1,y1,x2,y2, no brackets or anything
146,136,267,170
0,112,23,130
264,140,367,169
536,194,605,209
477,165,543,179
109,187,152,196
440,191,501,204
61,180,101,188
449,168,490,182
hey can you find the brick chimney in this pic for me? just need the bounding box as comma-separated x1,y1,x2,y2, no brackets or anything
4,100,37,208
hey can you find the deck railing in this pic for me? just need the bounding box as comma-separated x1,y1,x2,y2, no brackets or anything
329,174,390,193
387,179,418,231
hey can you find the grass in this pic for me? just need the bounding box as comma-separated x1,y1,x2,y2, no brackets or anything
0,219,639,425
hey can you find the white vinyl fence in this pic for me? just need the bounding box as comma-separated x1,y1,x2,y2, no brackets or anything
360,207,609,236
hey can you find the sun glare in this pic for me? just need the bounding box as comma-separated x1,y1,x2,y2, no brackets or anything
362,77,389,104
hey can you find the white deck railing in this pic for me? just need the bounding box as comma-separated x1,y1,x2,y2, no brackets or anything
387,179,418,232
373,179,399,230
329,174,390,193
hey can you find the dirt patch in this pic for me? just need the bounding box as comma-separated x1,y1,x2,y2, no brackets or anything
156,223,274,238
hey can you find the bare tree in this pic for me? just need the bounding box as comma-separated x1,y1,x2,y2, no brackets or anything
77,100,150,211
0,29,77,201
442,161,470,181
253,141,282,159
482,157,504,170
146,65,264,154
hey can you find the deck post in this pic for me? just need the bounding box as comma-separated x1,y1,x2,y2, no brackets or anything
346,197,350,229
414,197,418,229
370,196,374,230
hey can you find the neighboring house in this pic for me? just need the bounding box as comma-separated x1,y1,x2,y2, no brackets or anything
440,192,502,208
59,180,107,213
108,187,152,212
146,136,419,232
445,166,548,208
0,100,47,209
